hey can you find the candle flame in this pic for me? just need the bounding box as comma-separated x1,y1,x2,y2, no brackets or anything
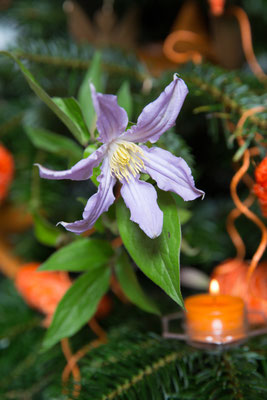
209,279,220,295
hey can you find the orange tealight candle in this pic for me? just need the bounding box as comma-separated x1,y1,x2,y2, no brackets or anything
184,279,247,344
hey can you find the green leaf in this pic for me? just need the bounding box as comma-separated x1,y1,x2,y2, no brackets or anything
232,132,253,161
91,165,101,187
179,209,192,224
52,97,90,144
83,144,98,158
78,51,103,134
83,145,101,186
115,250,160,315
0,51,89,145
24,126,83,163
171,194,192,224
116,191,183,308
42,265,110,350
117,81,133,120
33,212,62,247
39,238,114,272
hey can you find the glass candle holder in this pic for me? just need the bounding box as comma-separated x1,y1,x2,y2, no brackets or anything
162,281,267,349
184,294,247,345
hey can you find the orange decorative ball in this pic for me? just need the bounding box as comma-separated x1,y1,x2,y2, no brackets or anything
15,262,112,326
254,157,267,217
211,258,248,298
248,261,267,324
211,258,267,324
15,262,72,326
95,294,113,319
0,144,14,203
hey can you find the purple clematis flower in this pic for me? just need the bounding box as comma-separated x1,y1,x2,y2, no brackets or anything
36,75,204,239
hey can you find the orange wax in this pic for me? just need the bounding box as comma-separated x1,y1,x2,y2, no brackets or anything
185,294,246,344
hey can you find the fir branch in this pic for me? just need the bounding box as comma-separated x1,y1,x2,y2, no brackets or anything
12,47,267,133
0,112,24,137
222,353,245,400
14,50,91,70
12,46,148,82
0,349,39,390
4,374,53,400
0,317,40,340
90,338,157,370
102,348,192,400
183,64,267,132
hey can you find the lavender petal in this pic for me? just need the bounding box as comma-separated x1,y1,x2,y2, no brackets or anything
59,158,116,233
121,75,188,144
141,146,204,201
120,177,163,239
35,144,107,181
90,83,128,144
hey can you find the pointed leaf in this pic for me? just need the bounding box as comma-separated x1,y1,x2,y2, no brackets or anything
117,81,133,120
52,97,90,144
39,238,114,272
115,250,160,315
116,191,183,307
25,126,83,163
0,51,88,145
78,51,103,134
33,212,62,247
42,265,110,350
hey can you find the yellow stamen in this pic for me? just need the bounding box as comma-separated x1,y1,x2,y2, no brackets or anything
109,141,145,182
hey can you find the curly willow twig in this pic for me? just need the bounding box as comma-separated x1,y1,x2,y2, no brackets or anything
61,338,81,398
61,318,107,398
228,106,267,284
226,191,255,260
228,6,267,84
163,30,203,64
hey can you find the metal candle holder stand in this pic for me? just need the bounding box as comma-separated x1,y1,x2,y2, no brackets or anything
162,311,267,350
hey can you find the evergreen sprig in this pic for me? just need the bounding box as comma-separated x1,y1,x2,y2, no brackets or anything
182,63,267,133
12,38,148,82
9,40,267,141
1,279,267,400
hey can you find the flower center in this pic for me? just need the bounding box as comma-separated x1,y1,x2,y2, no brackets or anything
109,140,145,182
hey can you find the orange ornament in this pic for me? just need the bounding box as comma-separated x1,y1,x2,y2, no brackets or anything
254,157,267,217
248,261,267,324
208,0,225,16
15,262,112,396
211,258,267,324
95,293,113,319
15,262,112,326
0,144,14,203
15,262,72,326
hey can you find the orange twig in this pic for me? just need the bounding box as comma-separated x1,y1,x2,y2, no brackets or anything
236,107,266,132
229,107,267,283
0,240,21,279
163,30,203,64
62,319,107,389
89,317,107,341
110,274,129,304
227,167,255,260
81,227,95,237
226,192,255,260
111,236,123,249
231,150,267,282
228,6,267,83
226,107,264,261
62,338,105,387
61,338,81,398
